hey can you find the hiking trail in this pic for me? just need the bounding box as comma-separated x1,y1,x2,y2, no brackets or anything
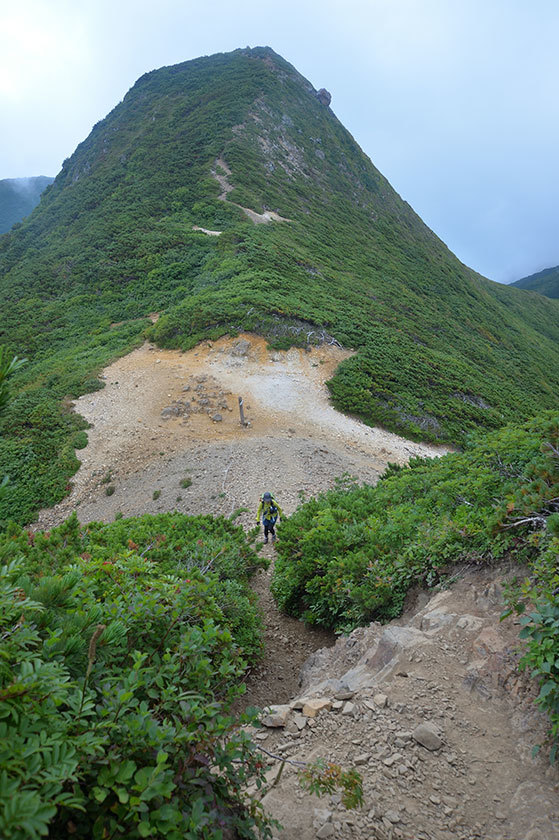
34,334,558,839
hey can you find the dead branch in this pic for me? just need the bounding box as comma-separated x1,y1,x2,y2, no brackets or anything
500,516,547,530
255,745,307,768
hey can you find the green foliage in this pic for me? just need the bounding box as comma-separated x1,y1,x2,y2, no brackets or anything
0,346,26,416
0,346,26,512
513,265,559,299
180,477,193,488
298,759,363,810
272,414,559,631
493,419,559,760
517,602,559,763
1,48,559,522
152,489,161,500
0,511,275,839
273,412,559,757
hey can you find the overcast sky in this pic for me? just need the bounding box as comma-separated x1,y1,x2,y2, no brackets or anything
1,0,558,284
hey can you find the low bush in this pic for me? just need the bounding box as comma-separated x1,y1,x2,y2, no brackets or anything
0,511,274,839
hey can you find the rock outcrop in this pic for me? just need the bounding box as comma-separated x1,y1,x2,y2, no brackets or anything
244,567,559,840
316,88,332,106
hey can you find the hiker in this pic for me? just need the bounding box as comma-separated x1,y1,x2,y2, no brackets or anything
256,491,283,544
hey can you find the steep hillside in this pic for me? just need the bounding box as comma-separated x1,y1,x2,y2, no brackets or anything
0,176,53,234
512,264,559,298
2,46,559,522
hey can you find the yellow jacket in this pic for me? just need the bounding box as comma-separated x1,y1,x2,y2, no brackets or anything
256,497,283,523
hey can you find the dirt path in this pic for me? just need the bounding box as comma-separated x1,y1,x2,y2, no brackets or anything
254,566,559,840
32,333,559,837
35,334,449,705
212,157,292,223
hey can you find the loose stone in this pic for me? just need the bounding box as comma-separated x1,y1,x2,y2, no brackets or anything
303,698,332,717
261,704,291,728
412,722,443,751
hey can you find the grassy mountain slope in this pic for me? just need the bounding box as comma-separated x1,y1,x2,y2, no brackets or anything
0,176,54,234
2,46,559,522
512,265,559,298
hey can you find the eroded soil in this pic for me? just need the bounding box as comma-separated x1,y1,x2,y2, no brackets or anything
35,334,448,707
32,334,559,839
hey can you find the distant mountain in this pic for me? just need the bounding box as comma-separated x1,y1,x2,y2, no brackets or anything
0,176,54,233
2,46,559,522
512,265,559,298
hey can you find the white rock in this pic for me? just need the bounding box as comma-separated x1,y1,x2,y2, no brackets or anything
313,809,332,826
261,704,291,728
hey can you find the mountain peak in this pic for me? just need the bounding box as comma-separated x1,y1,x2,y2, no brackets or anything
2,47,559,521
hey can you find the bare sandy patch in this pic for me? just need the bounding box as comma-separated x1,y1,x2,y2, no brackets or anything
35,333,449,531
33,334,451,708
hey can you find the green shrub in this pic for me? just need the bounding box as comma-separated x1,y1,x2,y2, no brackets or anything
272,414,559,631
180,477,192,488
0,512,273,838
273,412,559,757
517,599,559,762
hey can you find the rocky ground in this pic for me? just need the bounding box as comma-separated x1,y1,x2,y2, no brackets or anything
34,334,559,838
252,568,559,840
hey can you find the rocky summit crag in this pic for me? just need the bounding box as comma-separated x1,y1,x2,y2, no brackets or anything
2,46,559,523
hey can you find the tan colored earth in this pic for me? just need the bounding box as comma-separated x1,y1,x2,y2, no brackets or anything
34,334,559,839
36,333,448,708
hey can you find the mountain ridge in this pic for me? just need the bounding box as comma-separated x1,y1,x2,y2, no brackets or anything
0,175,54,234
512,264,559,298
2,47,559,840
2,46,559,522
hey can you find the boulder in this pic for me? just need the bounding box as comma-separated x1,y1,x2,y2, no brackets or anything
261,704,291,728
412,721,443,751
230,338,251,357
302,698,332,717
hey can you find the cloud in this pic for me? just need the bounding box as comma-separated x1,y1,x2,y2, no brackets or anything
0,2,89,101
